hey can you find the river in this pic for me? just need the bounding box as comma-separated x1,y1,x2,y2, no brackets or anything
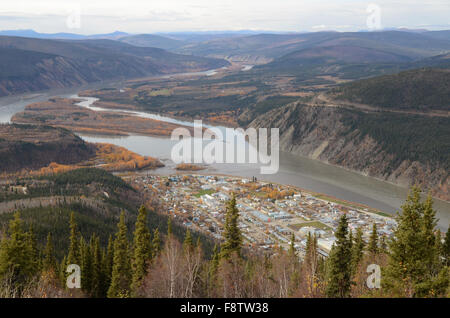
1,71,449,230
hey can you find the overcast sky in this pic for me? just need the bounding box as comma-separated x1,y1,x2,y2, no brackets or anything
0,0,449,34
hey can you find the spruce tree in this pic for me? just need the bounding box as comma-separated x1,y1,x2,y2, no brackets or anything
184,229,193,250
152,228,161,258
289,233,296,258
91,236,104,298
444,227,450,266
326,214,352,298
27,224,39,271
105,234,114,280
367,223,378,256
80,237,93,294
59,256,67,287
43,232,57,272
351,227,365,274
0,212,38,292
220,195,242,259
422,194,439,273
209,244,220,279
383,187,442,297
208,243,220,296
131,206,152,295
107,211,132,298
67,212,80,266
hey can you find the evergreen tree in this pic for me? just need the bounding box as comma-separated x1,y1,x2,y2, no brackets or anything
91,236,104,298
106,235,114,272
422,194,440,275
131,206,152,295
107,211,132,298
26,224,39,271
80,237,93,294
367,223,378,256
67,212,80,266
59,256,67,287
43,232,57,272
220,195,242,259
207,243,220,296
351,227,365,274
289,233,296,258
152,228,161,258
326,214,352,298
209,244,220,281
184,229,193,250
444,227,450,266
383,187,443,297
0,212,38,292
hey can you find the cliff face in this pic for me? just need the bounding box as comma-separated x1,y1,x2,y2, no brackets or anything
249,102,449,201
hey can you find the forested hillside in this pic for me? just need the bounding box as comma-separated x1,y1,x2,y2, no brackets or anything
0,188,448,298
0,36,228,96
0,124,95,173
250,102,449,200
330,68,450,110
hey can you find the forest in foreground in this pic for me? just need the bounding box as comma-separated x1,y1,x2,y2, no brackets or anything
0,186,448,298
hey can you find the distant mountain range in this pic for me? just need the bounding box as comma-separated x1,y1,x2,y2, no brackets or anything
0,29,129,40
1,28,450,97
176,30,450,59
239,31,450,81
0,36,229,97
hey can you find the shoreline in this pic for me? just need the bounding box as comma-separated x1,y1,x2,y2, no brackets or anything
123,169,392,218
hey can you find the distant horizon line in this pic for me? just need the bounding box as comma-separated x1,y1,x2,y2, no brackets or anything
0,27,449,38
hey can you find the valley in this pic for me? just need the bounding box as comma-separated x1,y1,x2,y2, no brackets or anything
3,77,449,230
0,36,229,97
33,55,447,205
1,0,450,300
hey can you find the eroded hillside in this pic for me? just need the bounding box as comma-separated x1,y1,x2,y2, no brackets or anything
250,102,449,201
0,124,95,173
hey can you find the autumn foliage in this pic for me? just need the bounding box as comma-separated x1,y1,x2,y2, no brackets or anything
9,143,164,178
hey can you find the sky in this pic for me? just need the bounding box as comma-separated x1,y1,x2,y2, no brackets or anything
0,0,449,34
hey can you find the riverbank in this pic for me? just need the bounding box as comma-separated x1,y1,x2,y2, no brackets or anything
2,70,449,231
11,97,195,137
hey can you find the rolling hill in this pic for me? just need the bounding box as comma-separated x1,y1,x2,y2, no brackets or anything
249,66,450,200
0,36,229,96
118,34,186,50
0,29,129,40
268,45,413,68
177,30,450,60
329,68,450,111
250,101,449,201
0,124,95,172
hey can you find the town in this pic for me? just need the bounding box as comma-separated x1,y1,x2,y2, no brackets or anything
127,172,397,258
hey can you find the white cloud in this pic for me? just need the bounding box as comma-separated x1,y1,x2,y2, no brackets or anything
0,0,448,34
